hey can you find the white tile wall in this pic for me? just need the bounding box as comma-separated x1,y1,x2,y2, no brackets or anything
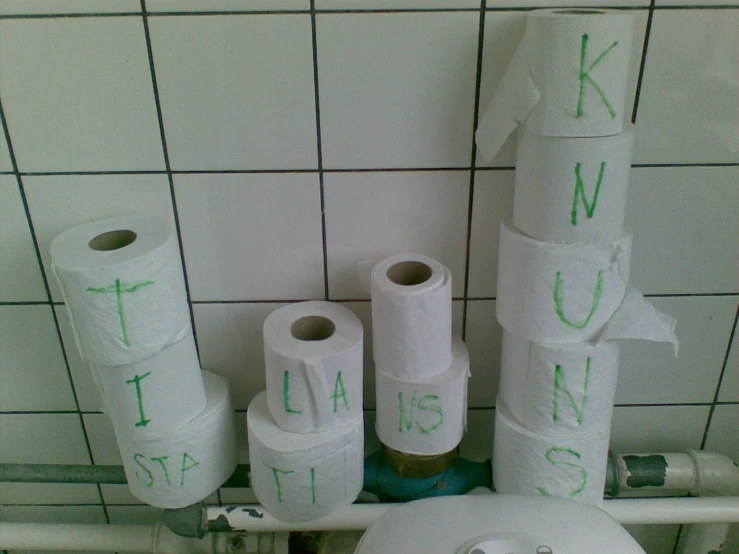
1,4,737,552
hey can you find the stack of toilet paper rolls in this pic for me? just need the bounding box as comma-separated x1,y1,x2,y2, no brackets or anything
51,215,237,509
248,301,365,522
371,254,470,457
474,9,639,506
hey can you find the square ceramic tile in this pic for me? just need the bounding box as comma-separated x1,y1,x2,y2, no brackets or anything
616,296,739,405
459,409,495,462
147,0,309,9
106,505,164,525
0,305,76,411
175,173,324,301
22,174,176,302
0,18,164,172
626,167,739,295
55,306,104,413
193,303,287,409
0,124,12,171
610,405,709,452
0,1,139,14
340,300,464,409
317,12,479,169
634,10,739,164
719,318,738,402
324,171,469,299
464,300,502,408
0,176,47,302
148,15,317,171
476,11,647,167
466,170,514,298
317,0,478,7
704,404,739,461
83,413,142,504
0,414,100,504
622,525,679,554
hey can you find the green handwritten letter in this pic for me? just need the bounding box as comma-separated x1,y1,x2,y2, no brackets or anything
398,391,416,432
180,453,200,486
572,162,606,226
330,371,350,413
282,370,302,414
536,447,588,499
265,464,295,503
553,270,604,330
553,357,591,425
87,278,154,347
417,394,444,435
151,456,171,486
133,453,154,488
577,33,619,119
125,371,152,428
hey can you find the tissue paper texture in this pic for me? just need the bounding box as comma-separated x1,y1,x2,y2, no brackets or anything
118,371,237,509
493,399,608,506
514,127,634,244
248,392,364,522
476,9,634,163
51,215,190,365
93,329,206,440
371,253,452,379
499,330,619,437
264,301,364,434
375,336,470,456
496,218,632,343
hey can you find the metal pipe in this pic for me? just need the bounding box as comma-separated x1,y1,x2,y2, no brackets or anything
0,523,158,552
676,522,732,554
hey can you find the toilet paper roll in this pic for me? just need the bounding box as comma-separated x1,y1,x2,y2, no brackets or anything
51,215,190,365
375,336,470,456
247,392,364,522
476,9,634,163
264,301,364,434
496,218,631,343
371,253,452,379
499,330,619,437
93,329,206,440
514,127,634,244
117,371,237,509
493,399,608,506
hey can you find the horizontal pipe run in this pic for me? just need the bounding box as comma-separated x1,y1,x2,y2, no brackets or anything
0,523,156,552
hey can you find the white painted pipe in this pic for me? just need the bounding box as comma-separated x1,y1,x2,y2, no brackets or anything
206,497,739,532
676,522,732,554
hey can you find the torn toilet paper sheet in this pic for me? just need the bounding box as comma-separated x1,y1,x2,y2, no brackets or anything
248,392,364,523
496,218,632,343
93,329,206,440
51,215,191,365
493,398,609,506
264,301,364,434
514,127,634,244
375,336,470,456
476,9,634,163
499,330,619,438
371,253,453,379
118,371,237,509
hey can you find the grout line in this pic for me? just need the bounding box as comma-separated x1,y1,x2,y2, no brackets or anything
631,0,656,123
671,525,684,554
631,162,739,168
190,297,467,305
699,302,739,449
140,0,200,358
462,0,487,342
0,12,141,19
0,97,104,512
310,0,330,301
0,300,53,305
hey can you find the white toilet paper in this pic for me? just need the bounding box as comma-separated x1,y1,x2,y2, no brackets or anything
499,330,619,437
264,301,364,434
117,371,237,509
493,399,608,506
247,392,364,522
514,127,634,244
51,215,190,365
93,329,206,440
476,9,634,163
496,218,631,343
375,336,470,456
371,253,452,379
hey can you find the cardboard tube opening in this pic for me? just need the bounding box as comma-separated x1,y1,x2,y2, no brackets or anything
291,316,336,342
555,9,605,14
88,230,137,251
386,261,433,286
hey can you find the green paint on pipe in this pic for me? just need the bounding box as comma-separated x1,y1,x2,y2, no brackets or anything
623,454,668,488
206,514,234,533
